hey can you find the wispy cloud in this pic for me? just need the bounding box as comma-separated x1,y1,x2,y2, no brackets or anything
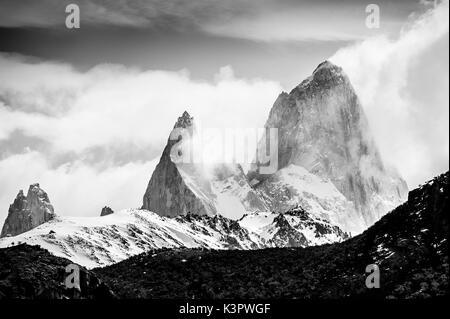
330,0,449,187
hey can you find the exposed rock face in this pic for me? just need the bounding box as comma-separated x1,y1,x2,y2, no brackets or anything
100,206,114,217
1,184,55,238
251,61,408,228
142,111,216,217
142,111,268,219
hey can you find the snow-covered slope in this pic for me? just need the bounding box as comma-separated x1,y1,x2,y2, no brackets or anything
0,209,261,268
255,164,366,235
0,205,348,268
239,206,349,247
183,164,269,220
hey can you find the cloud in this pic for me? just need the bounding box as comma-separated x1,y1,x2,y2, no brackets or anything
202,1,392,42
0,54,282,224
0,54,281,153
330,0,449,188
0,0,419,41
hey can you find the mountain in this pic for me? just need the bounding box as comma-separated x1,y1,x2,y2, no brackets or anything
142,111,214,217
142,61,407,237
1,184,55,238
94,171,449,299
142,111,268,219
250,61,408,230
100,206,114,217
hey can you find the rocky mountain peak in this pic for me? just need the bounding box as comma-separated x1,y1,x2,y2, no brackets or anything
100,206,114,217
10,190,26,211
311,60,348,85
312,60,342,75
269,213,308,247
174,110,194,129
28,183,51,205
291,60,349,96
252,61,408,228
1,183,55,238
143,109,268,219
142,111,216,217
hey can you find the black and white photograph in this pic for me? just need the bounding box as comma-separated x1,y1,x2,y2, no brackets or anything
0,0,448,314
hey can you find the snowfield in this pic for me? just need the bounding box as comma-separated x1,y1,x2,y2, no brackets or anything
257,164,367,235
0,209,260,268
0,204,349,268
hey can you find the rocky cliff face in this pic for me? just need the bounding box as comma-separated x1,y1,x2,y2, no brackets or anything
142,111,217,217
251,61,408,228
1,184,55,238
142,111,268,219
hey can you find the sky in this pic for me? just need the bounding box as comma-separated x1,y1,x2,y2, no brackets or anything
0,0,448,222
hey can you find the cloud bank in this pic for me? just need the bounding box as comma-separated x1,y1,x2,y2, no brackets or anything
0,55,282,223
330,0,449,188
